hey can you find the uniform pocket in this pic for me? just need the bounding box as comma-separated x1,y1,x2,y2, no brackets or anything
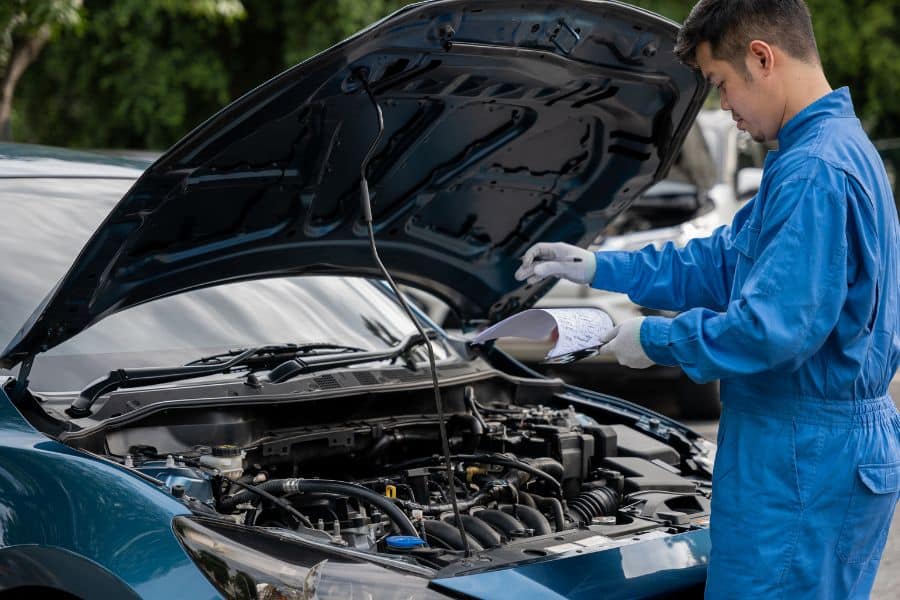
732,224,761,259
712,408,737,484
836,461,900,564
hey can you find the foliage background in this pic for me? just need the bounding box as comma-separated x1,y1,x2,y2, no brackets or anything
6,0,900,149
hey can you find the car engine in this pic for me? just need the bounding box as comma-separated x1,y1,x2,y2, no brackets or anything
104,382,712,570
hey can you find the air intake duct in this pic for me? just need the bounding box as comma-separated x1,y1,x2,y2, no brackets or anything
567,486,619,525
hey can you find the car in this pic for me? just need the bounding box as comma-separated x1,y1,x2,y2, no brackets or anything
0,1,717,598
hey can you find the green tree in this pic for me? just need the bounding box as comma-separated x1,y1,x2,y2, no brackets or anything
0,0,82,139
11,0,900,148
631,0,900,137
14,0,408,149
14,0,244,148
808,0,900,136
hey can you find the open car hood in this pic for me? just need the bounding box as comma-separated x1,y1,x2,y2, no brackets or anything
1,0,705,368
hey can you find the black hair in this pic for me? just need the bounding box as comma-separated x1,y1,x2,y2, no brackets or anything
674,0,820,70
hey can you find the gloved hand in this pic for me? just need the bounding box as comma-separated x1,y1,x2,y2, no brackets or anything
598,317,655,369
514,242,597,285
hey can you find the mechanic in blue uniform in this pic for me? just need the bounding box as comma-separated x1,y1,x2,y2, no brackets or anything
515,1,899,597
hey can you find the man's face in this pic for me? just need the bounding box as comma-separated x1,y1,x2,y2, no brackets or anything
695,41,782,142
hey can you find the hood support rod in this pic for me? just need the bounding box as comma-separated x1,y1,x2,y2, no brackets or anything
357,71,471,556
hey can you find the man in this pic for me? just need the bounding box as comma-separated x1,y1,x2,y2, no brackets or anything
515,1,899,597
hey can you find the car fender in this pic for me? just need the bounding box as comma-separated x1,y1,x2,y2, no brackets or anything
0,384,220,600
0,544,141,598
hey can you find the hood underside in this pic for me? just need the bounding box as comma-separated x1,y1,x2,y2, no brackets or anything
2,0,705,368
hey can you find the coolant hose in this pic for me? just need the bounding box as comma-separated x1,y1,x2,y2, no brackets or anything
525,492,567,532
219,478,418,537
524,457,565,483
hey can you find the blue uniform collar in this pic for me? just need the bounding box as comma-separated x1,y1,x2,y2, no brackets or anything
777,87,855,151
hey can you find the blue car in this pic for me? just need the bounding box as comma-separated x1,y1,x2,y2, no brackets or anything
0,1,715,598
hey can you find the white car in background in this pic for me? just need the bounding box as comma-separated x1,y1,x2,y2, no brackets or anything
489,111,767,419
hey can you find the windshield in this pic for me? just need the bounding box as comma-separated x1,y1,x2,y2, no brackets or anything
0,177,449,392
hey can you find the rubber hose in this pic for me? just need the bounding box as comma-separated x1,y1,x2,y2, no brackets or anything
501,504,552,536
458,455,563,498
365,431,436,460
423,519,484,552
220,478,418,537
567,487,619,525
444,514,503,548
524,457,565,483
219,478,304,510
527,493,567,533
474,509,528,540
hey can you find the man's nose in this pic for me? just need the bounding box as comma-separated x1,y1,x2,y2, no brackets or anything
719,90,731,111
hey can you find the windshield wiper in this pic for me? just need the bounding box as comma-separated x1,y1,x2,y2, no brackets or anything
65,333,439,418
66,342,367,418
184,343,365,367
265,331,440,384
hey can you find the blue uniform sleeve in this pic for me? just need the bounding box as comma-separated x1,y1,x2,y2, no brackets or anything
591,204,749,312
639,178,848,383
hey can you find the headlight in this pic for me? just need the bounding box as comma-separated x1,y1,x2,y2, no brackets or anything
173,516,446,600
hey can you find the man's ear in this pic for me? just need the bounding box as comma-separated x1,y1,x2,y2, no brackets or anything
747,40,775,77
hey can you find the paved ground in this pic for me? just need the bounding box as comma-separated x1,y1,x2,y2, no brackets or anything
604,376,900,598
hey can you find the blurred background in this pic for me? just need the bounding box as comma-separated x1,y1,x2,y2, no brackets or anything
2,0,899,157
2,2,898,594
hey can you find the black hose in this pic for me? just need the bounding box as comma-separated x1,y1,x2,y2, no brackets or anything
176,456,314,529
220,478,418,537
524,457,565,483
364,431,435,460
501,504,552,536
567,487,619,525
463,386,488,432
444,514,503,548
526,493,567,533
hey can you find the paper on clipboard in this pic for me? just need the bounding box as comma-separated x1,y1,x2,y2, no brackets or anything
472,307,614,363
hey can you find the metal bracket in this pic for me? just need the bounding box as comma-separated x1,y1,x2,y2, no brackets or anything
328,432,355,448
550,19,580,55
12,356,33,402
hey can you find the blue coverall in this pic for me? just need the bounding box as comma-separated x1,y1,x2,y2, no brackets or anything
592,88,899,598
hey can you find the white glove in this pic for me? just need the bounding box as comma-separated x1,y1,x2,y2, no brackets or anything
514,242,597,285
599,317,655,369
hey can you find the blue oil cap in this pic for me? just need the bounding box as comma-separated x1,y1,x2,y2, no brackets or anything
386,535,427,549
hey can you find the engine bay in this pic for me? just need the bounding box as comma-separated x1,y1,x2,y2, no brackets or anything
60,373,713,572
